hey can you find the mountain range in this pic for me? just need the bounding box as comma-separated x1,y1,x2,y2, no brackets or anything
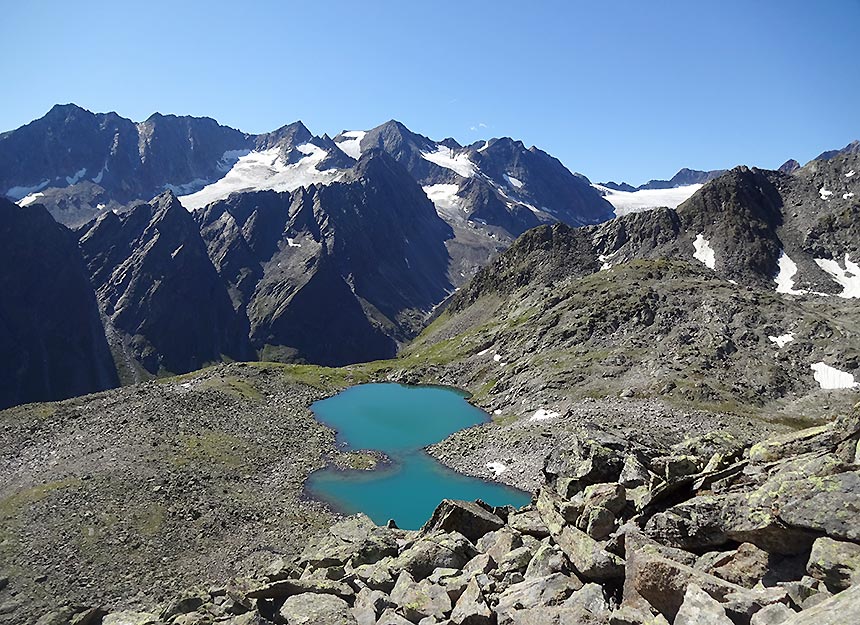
0,104,858,410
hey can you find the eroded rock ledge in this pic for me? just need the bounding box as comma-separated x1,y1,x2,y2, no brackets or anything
32,405,860,625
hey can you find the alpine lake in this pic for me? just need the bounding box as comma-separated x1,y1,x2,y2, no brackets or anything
305,383,531,530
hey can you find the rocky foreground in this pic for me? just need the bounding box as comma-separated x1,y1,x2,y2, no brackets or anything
28,403,860,625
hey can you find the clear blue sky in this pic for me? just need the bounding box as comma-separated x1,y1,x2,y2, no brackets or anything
2,0,858,185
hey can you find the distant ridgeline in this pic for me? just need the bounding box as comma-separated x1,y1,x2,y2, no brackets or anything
0,103,858,409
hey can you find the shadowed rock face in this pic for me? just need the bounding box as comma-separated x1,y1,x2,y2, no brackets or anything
0,198,118,408
196,151,453,366
78,191,251,375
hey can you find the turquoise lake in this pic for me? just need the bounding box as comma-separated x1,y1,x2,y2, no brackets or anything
305,383,531,529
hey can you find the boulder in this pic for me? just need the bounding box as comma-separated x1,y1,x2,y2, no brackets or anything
563,582,610,617
300,514,398,569
553,525,624,581
496,547,534,576
422,500,506,543
463,554,496,575
777,583,860,624
352,588,392,625
450,578,494,625
711,543,771,588
807,536,860,591
390,571,452,622
618,455,651,488
623,550,786,622
476,528,523,562
354,558,396,592
749,603,796,625
543,436,625,489
507,510,550,538
160,594,205,620
496,573,583,614
279,592,357,625
391,531,478,580
674,584,733,625
525,543,568,579
748,412,859,464
36,607,107,625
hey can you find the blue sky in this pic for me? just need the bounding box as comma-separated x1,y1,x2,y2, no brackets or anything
2,0,858,184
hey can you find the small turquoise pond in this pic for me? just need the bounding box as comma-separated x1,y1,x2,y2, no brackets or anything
305,383,531,529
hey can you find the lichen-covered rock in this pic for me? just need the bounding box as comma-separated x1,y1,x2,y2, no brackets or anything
422,499,506,543
352,588,391,625
299,514,398,569
390,571,452,622
246,578,354,600
476,527,523,562
450,577,493,625
278,592,357,625
807,536,860,592
525,543,568,579
553,525,624,581
495,573,583,614
391,531,478,580
507,510,550,538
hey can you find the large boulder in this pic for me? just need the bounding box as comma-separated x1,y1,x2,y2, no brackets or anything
299,514,398,569
553,525,624,581
278,593,357,625
623,550,787,622
390,531,478,580
450,577,494,625
390,570,451,622
422,499,506,543
806,537,860,592
246,578,354,601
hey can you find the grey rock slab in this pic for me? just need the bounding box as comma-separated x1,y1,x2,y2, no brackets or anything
279,592,357,625
450,577,493,625
422,500,505,544
674,584,733,625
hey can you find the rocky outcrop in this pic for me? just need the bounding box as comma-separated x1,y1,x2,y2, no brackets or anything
33,404,860,625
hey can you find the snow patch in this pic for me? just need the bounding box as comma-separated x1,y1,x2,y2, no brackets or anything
286,238,301,248
96,203,106,209
335,130,366,160
530,408,561,422
423,184,466,218
65,168,87,185
178,144,343,210
774,251,805,295
92,162,108,184
504,174,524,189
814,254,860,298
7,179,50,200
493,354,502,362
598,250,619,271
217,149,251,172
847,170,856,178
693,234,716,269
844,192,855,200
17,192,45,207
811,362,859,389
421,145,476,178
593,183,702,216
769,333,794,348
486,461,507,476
477,348,491,356
819,186,833,200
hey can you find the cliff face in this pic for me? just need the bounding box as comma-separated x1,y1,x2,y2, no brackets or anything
0,198,118,409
